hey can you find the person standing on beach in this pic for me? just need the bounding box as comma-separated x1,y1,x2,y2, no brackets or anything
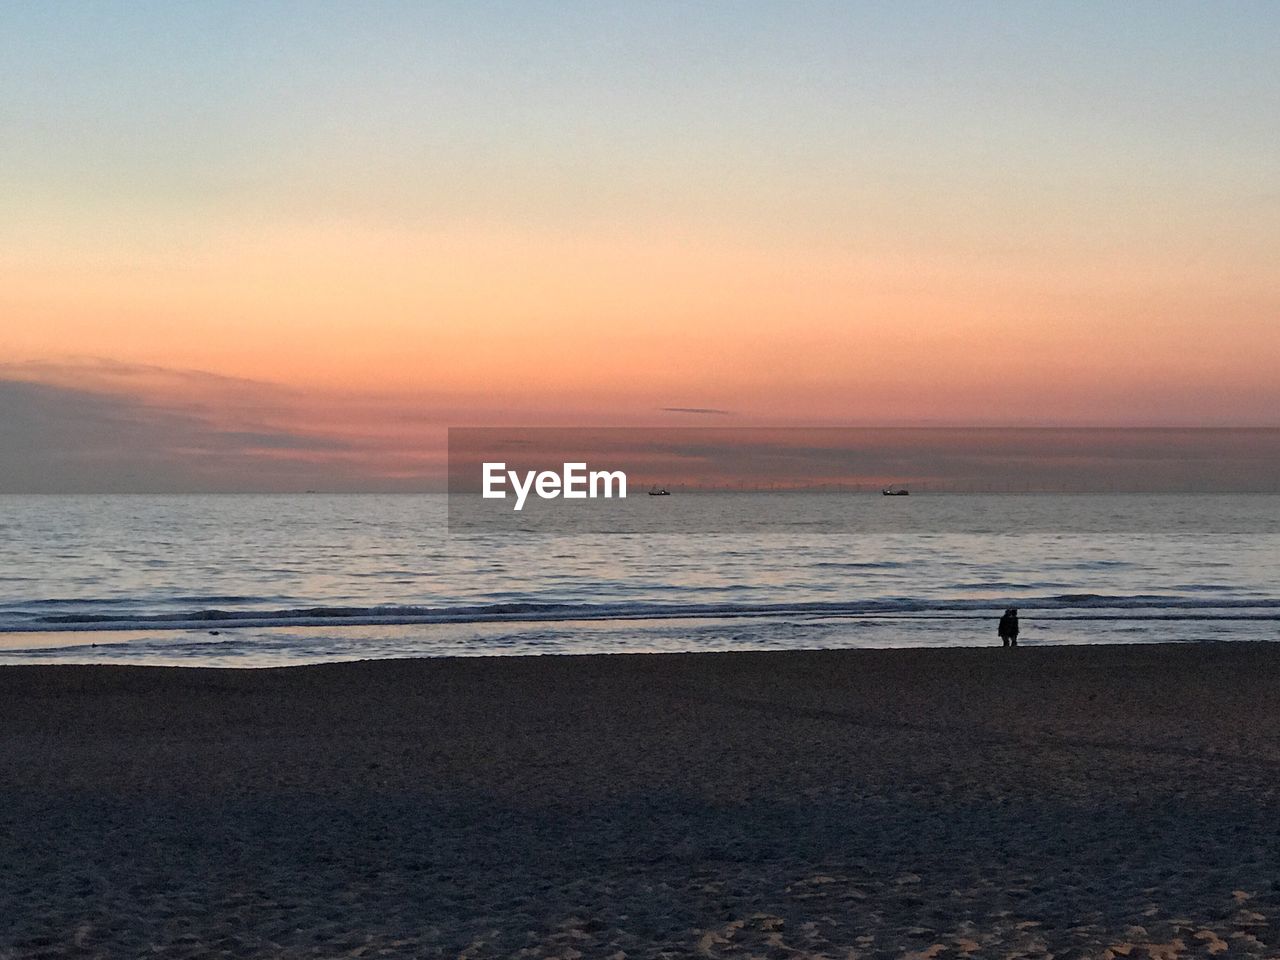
998,608,1019,648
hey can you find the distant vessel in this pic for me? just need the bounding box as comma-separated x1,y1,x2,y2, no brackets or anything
648,486,671,496
881,486,910,496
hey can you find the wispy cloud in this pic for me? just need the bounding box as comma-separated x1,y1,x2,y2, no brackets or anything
0,359,447,492
5,360,1280,493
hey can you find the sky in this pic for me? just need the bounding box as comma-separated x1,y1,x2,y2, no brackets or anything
2,1,1278,490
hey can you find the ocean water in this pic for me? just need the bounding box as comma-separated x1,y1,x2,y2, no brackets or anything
0,493,1277,666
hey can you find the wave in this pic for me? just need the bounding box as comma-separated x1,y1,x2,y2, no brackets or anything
4,594,1280,634
10,594,273,608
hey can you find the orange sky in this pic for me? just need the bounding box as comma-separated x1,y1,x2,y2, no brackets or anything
6,216,1278,426
2,3,1278,489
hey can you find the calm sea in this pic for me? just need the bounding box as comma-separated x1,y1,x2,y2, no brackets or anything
1,493,1277,666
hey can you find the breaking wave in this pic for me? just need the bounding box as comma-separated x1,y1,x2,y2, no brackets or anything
5,593,1280,634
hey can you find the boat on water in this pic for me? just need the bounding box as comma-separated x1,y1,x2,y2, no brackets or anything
881,486,910,496
648,486,671,496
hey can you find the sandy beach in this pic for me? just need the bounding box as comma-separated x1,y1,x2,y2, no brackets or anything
3,642,1280,958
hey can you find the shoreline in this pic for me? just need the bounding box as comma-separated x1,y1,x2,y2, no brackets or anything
4,642,1280,957
0,633,1272,668
4,627,1276,671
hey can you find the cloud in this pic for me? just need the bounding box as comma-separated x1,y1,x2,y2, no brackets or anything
0,360,443,492
4,360,1279,493
208,430,353,452
448,426,1280,493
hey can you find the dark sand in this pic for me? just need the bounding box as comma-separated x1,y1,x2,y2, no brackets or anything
3,643,1280,958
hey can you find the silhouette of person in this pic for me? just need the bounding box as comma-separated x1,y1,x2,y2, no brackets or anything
998,607,1019,648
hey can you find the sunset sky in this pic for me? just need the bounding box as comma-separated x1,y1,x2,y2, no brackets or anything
2,1,1278,490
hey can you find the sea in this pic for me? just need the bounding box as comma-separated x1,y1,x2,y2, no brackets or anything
0,493,1277,667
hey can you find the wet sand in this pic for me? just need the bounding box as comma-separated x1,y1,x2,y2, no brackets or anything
2,642,1280,958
